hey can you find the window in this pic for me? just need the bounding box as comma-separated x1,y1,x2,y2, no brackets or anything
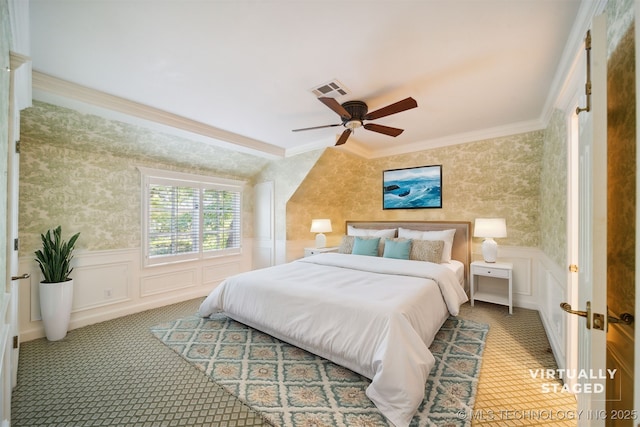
140,167,243,266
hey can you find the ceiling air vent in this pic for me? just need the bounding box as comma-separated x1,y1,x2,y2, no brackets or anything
311,79,349,98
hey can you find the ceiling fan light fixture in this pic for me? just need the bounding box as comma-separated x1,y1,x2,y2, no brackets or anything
291,96,417,146
345,119,362,130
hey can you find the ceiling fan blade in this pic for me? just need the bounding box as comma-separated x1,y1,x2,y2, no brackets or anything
365,97,417,120
319,97,352,119
292,123,342,132
363,123,404,137
335,129,352,146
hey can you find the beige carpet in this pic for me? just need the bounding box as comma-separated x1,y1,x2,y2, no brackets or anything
11,298,576,426
458,301,577,426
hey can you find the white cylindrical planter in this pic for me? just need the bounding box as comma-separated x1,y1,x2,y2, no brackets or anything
39,279,74,341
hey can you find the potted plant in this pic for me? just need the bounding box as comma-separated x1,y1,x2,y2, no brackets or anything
34,226,80,341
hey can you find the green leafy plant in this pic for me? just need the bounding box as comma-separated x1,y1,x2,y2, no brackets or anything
34,226,81,283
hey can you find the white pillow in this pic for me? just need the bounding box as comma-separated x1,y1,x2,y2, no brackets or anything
398,227,456,263
347,226,396,238
397,227,423,239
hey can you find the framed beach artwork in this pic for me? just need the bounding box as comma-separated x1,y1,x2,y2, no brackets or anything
382,164,442,209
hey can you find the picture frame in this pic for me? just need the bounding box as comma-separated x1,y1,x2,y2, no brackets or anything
382,164,442,209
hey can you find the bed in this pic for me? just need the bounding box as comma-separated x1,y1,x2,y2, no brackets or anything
198,220,471,427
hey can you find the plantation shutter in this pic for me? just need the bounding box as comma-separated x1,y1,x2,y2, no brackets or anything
141,168,244,266
148,181,200,260
202,187,241,254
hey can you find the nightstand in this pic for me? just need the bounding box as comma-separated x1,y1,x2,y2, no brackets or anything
304,247,339,257
470,260,513,314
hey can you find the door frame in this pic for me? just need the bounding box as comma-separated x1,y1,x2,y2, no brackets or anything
634,0,640,416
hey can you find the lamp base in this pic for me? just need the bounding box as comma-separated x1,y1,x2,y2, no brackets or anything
315,233,327,248
481,238,498,263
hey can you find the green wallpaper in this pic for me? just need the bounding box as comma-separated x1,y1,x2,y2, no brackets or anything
20,100,560,263
19,101,270,257
540,109,568,267
287,132,545,249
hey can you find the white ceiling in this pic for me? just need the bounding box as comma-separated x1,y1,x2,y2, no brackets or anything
28,0,588,159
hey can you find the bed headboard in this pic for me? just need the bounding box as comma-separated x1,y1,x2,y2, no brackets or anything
345,220,472,289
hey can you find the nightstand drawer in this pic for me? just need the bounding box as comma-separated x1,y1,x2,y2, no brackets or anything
473,266,510,278
304,247,339,257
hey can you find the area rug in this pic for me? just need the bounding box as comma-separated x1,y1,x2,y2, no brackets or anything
151,314,488,427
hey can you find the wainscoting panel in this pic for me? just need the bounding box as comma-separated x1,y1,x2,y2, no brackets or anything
19,242,253,341
28,249,137,322
511,257,533,296
203,261,242,286
535,251,569,371
140,268,197,297
70,262,131,311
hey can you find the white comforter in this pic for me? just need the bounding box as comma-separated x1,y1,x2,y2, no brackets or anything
198,253,468,426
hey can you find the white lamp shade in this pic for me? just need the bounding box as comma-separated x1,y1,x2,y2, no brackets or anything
310,219,332,248
473,218,507,238
474,218,506,263
310,219,332,233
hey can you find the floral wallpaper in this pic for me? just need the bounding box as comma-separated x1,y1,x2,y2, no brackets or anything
286,132,545,250
18,101,571,266
20,98,545,262
540,109,567,268
19,101,270,257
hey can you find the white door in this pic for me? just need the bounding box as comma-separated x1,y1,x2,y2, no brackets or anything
253,181,275,269
2,52,31,425
8,53,31,383
564,14,608,425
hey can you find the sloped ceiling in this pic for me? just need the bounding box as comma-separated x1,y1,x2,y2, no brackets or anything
29,0,591,159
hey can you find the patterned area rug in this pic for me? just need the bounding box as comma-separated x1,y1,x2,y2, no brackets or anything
151,314,488,427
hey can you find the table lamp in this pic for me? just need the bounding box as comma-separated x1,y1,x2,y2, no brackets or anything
474,218,507,263
310,219,332,248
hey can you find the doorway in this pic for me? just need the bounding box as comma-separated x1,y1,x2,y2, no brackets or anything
566,14,636,425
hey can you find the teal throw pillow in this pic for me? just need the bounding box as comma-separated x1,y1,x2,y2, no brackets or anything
351,237,380,257
383,238,412,260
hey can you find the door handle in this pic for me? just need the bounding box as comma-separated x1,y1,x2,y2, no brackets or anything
561,302,634,330
608,311,634,326
11,273,30,281
560,302,587,317
560,301,592,329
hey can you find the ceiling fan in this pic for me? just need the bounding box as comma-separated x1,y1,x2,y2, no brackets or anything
292,96,418,146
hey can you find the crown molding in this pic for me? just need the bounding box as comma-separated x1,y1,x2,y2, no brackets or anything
362,118,545,159
31,71,285,159
284,137,333,157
